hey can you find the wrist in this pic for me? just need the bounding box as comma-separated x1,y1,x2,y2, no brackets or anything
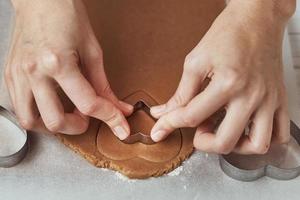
11,0,78,16
273,0,297,19
227,0,296,23
215,0,294,51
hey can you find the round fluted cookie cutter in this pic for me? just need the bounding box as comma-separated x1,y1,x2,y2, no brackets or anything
220,121,300,181
0,106,28,168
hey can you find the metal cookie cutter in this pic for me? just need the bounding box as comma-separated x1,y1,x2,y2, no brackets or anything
122,101,156,145
220,121,300,181
0,106,28,168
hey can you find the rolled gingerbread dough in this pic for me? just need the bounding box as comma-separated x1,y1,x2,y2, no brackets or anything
54,0,225,179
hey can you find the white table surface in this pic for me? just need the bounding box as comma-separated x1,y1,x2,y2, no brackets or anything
1,1,300,200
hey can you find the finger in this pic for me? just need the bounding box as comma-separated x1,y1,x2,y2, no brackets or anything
4,29,22,110
4,67,17,110
54,67,130,139
10,59,39,129
80,44,133,115
150,80,229,142
273,102,290,144
193,101,252,154
13,72,38,130
99,83,133,116
234,104,274,155
150,62,210,118
29,76,89,135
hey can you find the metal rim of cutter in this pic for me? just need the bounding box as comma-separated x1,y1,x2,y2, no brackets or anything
122,100,156,145
219,121,300,181
0,106,28,168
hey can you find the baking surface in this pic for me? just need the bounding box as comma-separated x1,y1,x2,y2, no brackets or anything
1,1,300,200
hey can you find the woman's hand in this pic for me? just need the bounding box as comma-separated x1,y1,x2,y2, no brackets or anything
150,0,296,154
5,0,133,139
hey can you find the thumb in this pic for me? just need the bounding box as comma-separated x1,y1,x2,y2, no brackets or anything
151,61,209,118
81,43,133,116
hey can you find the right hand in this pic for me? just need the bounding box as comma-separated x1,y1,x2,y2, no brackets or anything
5,0,133,139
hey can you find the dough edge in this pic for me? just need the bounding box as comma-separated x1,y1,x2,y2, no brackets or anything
55,132,194,179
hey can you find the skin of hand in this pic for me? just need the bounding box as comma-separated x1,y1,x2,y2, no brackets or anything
5,0,133,139
150,0,296,154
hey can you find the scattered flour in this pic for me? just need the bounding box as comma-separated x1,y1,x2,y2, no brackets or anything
112,151,204,180
115,172,137,182
114,166,184,181
100,168,109,172
167,166,183,176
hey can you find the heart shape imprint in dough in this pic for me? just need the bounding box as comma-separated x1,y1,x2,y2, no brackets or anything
97,90,182,163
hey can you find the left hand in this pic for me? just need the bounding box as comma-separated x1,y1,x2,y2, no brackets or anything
149,0,295,154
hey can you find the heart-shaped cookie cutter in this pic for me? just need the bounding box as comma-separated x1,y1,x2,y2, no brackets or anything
122,101,156,145
219,121,300,181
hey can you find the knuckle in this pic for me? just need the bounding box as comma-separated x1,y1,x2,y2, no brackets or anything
42,52,61,75
279,90,288,106
19,118,35,130
277,134,290,144
183,55,199,74
265,91,279,109
265,85,277,98
251,142,270,155
4,68,12,83
193,137,202,150
219,68,245,93
193,132,207,151
22,61,37,74
80,119,90,133
275,111,290,144
183,112,198,127
251,82,266,102
243,88,266,112
103,109,121,125
169,94,186,107
79,100,99,116
89,47,103,61
222,71,239,89
161,116,176,130
45,117,64,132
100,84,113,97
215,140,233,155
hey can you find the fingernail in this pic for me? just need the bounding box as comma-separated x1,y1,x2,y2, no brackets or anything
151,130,166,142
151,104,166,115
119,101,133,110
119,101,134,114
113,126,129,140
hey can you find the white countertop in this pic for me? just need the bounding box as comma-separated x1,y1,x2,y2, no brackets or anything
0,1,300,200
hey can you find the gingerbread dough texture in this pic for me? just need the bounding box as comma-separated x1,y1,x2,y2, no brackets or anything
55,0,225,179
